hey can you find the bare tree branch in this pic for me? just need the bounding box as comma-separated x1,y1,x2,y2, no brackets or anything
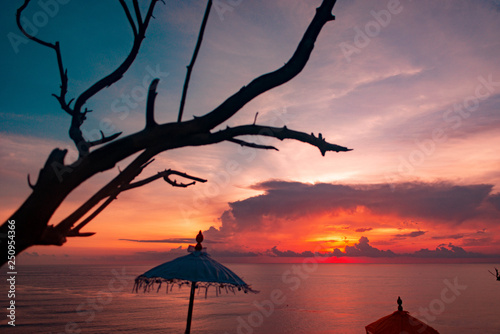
126,169,207,190
119,0,138,37
71,0,161,155
27,174,35,190
227,138,279,151
16,0,54,49
66,195,112,237
17,2,72,115
133,0,143,28
1,0,345,264
161,170,208,188
146,79,160,129
194,0,337,131
16,0,163,157
44,0,342,177
88,131,123,148
178,0,213,122
202,124,350,156
73,0,161,114
53,149,157,237
64,169,205,238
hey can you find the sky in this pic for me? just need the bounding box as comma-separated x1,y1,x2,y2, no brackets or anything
1,0,500,265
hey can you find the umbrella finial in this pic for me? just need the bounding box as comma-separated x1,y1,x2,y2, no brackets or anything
397,296,403,311
195,231,204,251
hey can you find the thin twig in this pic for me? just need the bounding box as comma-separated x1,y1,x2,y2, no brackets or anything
227,138,279,151
87,131,123,148
126,169,207,190
133,0,143,28
17,1,72,115
145,79,160,129
119,0,138,37
178,0,213,122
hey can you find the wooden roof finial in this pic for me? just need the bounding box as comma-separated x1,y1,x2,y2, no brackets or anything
195,230,203,251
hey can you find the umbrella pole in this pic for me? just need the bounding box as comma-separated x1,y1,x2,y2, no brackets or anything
185,282,196,334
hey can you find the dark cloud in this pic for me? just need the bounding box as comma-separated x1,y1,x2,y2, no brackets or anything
333,237,397,258
119,238,221,244
411,243,487,258
199,180,500,260
393,231,426,240
111,238,500,261
488,193,500,211
355,227,373,233
462,237,494,247
431,234,464,240
208,181,499,241
23,252,39,257
267,237,498,259
267,246,315,258
318,239,339,243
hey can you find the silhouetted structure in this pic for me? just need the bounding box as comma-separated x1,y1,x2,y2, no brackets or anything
365,297,440,334
134,231,257,334
397,296,403,311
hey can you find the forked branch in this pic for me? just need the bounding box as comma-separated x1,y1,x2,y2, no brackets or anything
88,131,123,148
119,0,138,37
227,138,279,151
64,169,205,238
17,0,163,156
195,0,337,130
210,124,350,156
72,0,161,114
53,149,157,237
16,2,71,115
127,169,207,190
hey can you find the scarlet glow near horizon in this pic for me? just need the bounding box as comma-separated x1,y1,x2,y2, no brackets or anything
1,0,500,264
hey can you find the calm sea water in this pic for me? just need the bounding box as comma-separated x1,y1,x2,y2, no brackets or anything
1,263,499,333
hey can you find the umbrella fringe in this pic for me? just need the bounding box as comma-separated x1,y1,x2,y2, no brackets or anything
134,276,258,297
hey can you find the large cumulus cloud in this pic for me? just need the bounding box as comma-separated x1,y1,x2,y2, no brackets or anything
211,180,499,235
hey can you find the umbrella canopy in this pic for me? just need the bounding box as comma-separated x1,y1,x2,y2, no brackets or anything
134,231,257,333
135,250,253,293
365,297,440,334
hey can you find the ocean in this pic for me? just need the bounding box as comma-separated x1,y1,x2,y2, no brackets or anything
1,263,499,333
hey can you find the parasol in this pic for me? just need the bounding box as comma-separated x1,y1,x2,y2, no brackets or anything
365,296,440,334
134,231,257,334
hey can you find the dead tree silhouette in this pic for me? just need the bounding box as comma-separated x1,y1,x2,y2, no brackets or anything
1,0,349,265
